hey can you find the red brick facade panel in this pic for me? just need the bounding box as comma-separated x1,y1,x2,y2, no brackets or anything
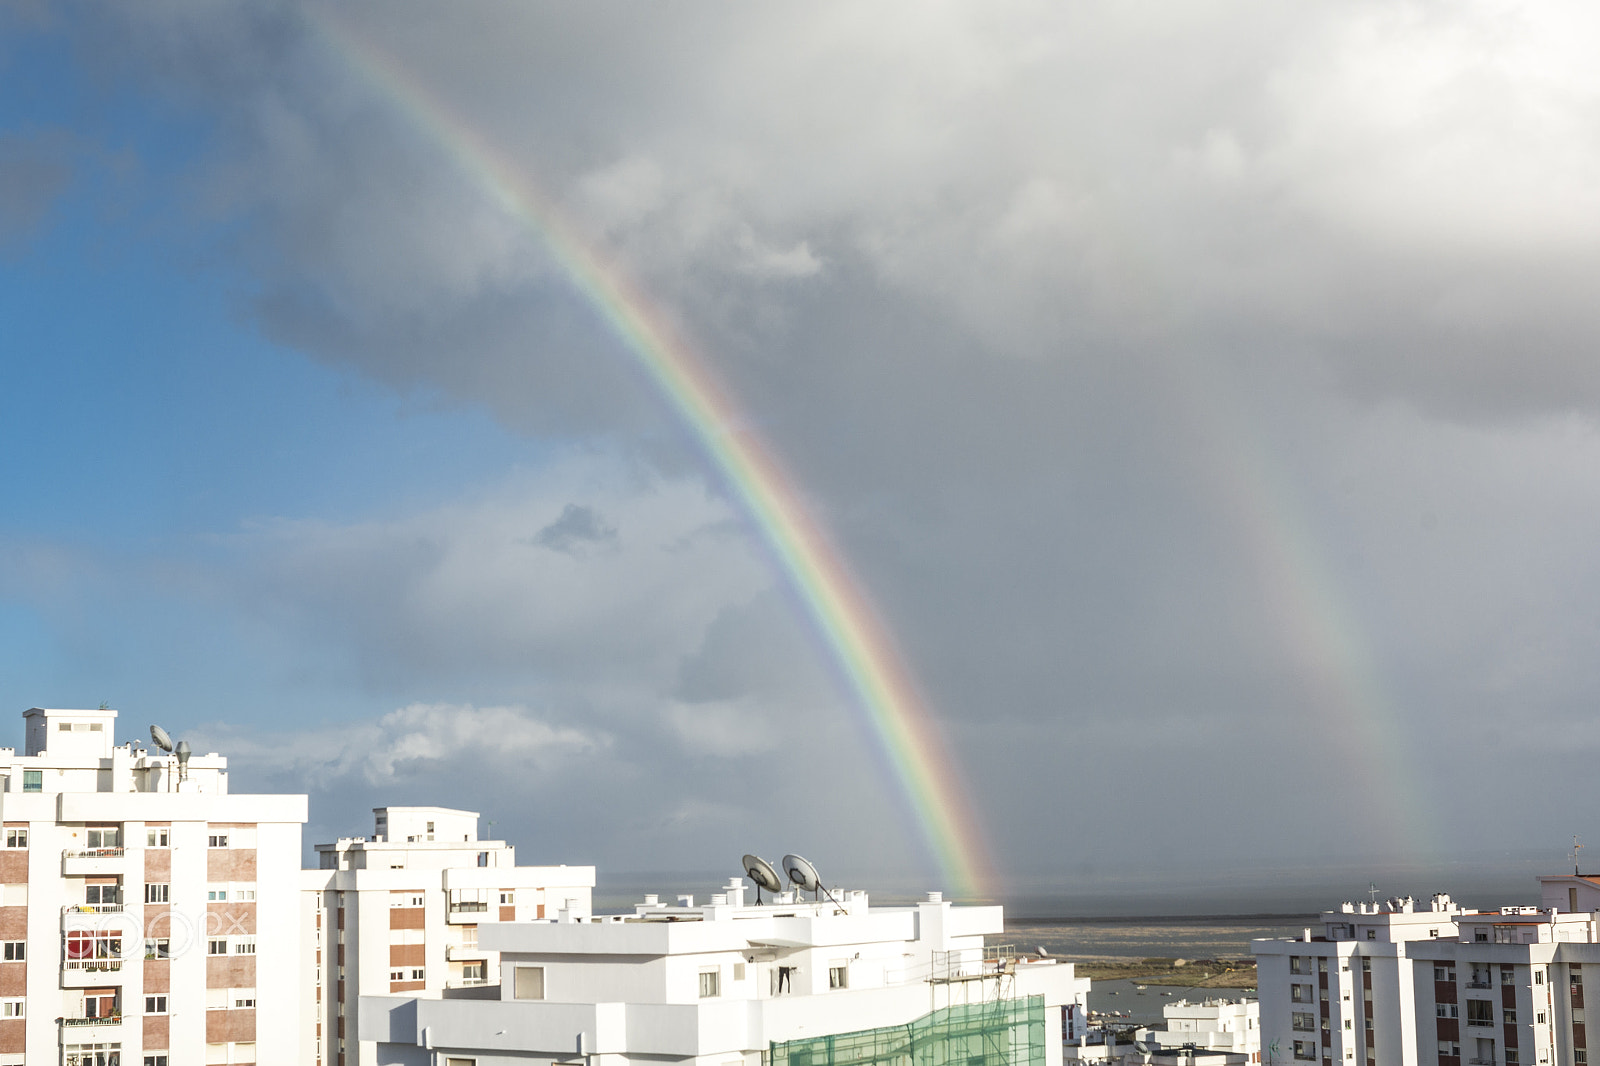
144,1014,170,1049
206,1007,256,1043
144,848,171,880
389,980,425,992
144,907,173,938
0,909,24,940
206,955,256,987
389,908,424,930
0,964,20,996
0,1019,20,1054
144,959,170,993
389,944,424,966
206,903,256,936
207,848,257,881
0,854,25,883
500,906,515,921
1438,1020,1460,1041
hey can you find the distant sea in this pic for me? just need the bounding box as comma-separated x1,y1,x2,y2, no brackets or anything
994,914,1316,962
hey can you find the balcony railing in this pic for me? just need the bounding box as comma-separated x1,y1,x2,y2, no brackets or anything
444,977,492,988
62,848,124,859
445,944,485,960
448,902,488,914
63,904,124,915
61,1016,121,1027
62,959,124,972
1468,979,1494,989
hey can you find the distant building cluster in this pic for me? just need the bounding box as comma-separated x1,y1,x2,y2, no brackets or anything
0,706,1087,1066
1254,881,1600,1066
7,702,1595,1066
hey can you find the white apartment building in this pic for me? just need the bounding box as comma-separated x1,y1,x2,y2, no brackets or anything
300,806,596,1066
1254,884,1600,1066
1142,997,1262,1060
0,706,307,1066
360,882,1089,1066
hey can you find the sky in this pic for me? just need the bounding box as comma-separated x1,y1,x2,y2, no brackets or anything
4,0,1600,909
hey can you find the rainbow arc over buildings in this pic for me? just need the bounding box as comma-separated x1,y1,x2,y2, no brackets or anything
313,15,991,897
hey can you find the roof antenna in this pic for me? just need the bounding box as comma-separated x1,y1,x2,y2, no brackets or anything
1368,883,1380,905
1573,836,1584,876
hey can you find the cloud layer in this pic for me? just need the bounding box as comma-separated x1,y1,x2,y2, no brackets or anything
14,0,1600,891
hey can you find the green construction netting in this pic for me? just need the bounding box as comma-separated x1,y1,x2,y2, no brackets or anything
769,995,1046,1066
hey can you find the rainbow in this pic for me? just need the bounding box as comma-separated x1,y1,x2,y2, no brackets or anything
307,14,991,896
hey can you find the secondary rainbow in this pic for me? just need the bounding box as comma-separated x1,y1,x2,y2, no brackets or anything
309,14,991,896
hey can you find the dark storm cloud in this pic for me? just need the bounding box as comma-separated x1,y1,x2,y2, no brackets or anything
35,0,1600,878
531,504,618,554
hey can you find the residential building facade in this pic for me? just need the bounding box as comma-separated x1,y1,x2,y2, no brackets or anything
1255,886,1600,1066
300,806,596,1066
360,883,1089,1066
0,706,306,1066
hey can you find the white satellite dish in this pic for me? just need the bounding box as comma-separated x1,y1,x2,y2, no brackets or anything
149,725,174,753
782,853,820,893
743,855,782,903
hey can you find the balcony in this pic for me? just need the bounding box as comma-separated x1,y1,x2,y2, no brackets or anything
63,904,124,916
445,944,487,960
1468,980,1494,989
61,1015,121,1029
444,977,492,989
61,958,124,987
447,902,488,924
61,849,124,877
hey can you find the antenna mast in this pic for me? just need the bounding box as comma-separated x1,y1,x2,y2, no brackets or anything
1572,836,1584,876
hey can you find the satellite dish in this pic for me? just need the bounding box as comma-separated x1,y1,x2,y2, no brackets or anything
743,854,782,903
149,725,174,753
782,854,821,894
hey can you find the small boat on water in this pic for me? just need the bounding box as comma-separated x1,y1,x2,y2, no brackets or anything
1135,985,1147,990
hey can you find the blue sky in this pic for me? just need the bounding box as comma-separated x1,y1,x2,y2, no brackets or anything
8,2,1600,902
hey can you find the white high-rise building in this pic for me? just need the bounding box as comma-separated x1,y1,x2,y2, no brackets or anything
360,881,1089,1066
300,806,596,1066
1255,882,1600,1066
0,706,307,1066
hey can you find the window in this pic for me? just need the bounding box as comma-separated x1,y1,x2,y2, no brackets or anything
145,883,169,904
207,888,227,902
410,968,424,980
208,834,228,848
1507,1052,1519,1065
699,968,720,998
1503,969,1517,985
445,1059,476,1066
1438,1004,1460,1018
145,995,168,1014
0,999,20,1018
1438,967,1458,982
1467,1000,1495,1026
3,829,25,848
2,941,22,961
1293,957,1307,974
1293,984,1314,1003
500,891,513,904
234,887,256,902
1537,1013,1546,1024
208,939,228,956
144,938,169,959
1440,1043,1461,1059
21,771,40,793
1505,1010,1517,1024
1535,970,1545,985
145,1057,169,1066
477,852,488,867
514,965,545,1000
1476,929,1489,942
1367,929,1377,940
734,962,747,981
1575,1053,1587,1065
409,893,423,907
426,820,435,840
1294,1013,1318,1031
462,961,485,981
234,993,255,1008
147,828,168,847
830,965,848,990
234,938,256,955
84,883,120,906
389,969,404,981
1295,1042,1317,1061
85,827,119,849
